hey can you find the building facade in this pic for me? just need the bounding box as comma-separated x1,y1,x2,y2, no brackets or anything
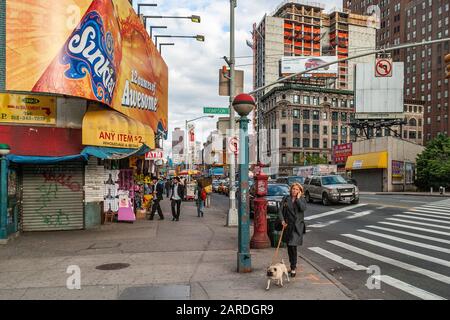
260,84,356,176
343,0,450,141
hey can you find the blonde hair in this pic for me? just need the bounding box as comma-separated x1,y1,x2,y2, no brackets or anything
290,183,304,194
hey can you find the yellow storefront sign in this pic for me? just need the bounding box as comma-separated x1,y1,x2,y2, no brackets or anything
0,93,56,124
345,151,388,170
82,110,155,149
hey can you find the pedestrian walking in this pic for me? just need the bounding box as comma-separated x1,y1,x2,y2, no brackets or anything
149,177,165,220
195,182,207,217
170,177,185,221
165,178,171,198
278,183,307,277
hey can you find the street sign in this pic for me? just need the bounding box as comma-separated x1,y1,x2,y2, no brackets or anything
228,137,239,155
204,107,230,115
375,58,393,77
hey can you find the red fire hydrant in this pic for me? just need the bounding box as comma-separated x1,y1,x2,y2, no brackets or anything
250,165,271,249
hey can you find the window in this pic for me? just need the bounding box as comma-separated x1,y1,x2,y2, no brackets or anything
293,109,300,119
303,110,310,120
282,110,287,118
323,139,328,149
332,126,339,135
341,127,348,136
323,126,328,135
341,113,348,122
293,124,300,133
282,154,287,164
282,124,287,133
322,112,328,120
332,112,339,121
303,96,310,105
293,138,300,148
313,110,320,120
313,125,320,134
409,131,417,139
293,153,301,164
303,124,310,133
282,137,286,147
313,139,320,148
341,100,347,108
293,95,300,104
303,139,310,148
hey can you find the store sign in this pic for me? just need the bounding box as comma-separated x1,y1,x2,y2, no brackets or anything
6,0,168,138
392,160,404,185
353,160,363,169
145,150,164,160
0,93,56,125
333,143,352,164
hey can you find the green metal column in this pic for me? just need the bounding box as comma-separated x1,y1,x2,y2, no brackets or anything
0,157,8,239
237,116,251,273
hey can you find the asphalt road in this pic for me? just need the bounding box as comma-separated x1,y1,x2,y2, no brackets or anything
211,192,450,300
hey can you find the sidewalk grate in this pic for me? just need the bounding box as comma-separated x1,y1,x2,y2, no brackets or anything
95,263,130,270
118,285,190,300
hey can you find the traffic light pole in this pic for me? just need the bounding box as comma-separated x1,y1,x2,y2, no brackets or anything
250,37,450,96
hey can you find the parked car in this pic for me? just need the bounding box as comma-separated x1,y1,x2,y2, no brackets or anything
276,176,305,186
303,175,359,206
212,180,221,193
249,183,290,218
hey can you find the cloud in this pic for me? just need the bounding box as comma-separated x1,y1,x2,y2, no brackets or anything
135,0,342,152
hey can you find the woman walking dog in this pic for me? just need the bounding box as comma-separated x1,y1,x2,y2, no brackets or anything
278,183,307,277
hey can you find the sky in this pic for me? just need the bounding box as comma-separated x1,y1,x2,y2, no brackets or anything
134,0,342,153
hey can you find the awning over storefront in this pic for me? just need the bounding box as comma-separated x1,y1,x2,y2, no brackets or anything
82,110,155,150
6,145,151,164
345,151,388,170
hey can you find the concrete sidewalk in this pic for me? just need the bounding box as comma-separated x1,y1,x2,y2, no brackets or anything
0,199,350,300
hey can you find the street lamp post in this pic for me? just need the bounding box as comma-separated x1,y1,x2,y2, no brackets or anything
154,35,205,48
0,144,10,240
185,116,214,172
227,0,238,227
137,3,157,16
159,43,174,54
149,26,167,38
233,94,256,273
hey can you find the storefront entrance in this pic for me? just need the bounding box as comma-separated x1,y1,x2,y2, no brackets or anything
22,162,84,231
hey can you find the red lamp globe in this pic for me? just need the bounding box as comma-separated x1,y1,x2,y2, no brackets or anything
232,93,256,116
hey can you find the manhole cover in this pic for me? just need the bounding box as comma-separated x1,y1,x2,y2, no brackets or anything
95,263,130,270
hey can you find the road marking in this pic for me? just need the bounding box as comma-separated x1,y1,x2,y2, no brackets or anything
413,207,450,214
422,204,450,210
309,247,445,300
342,234,450,268
379,222,450,237
386,218,450,230
305,204,367,221
358,229,450,254
308,210,373,228
366,225,450,245
373,275,445,300
328,240,450,284
395,214,450,225
400,200,429,204
308,247,367,271
403,212,450,220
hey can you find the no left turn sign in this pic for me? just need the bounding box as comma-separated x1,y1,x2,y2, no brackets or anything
375,58,393,77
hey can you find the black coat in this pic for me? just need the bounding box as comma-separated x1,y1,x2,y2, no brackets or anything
278,196,307,246
154,181,165,201
170,184,185,200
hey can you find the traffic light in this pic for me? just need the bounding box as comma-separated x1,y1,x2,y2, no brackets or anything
445,53,450,79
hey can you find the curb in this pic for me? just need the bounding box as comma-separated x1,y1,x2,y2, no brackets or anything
299,253,359,300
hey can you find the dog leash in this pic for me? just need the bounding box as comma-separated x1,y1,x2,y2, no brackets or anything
271,224,286,265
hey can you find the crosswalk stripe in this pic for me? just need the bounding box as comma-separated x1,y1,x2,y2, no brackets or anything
309,247,445,300
328,240,450,284
423,204,450,210
366,225,450,245
413,207,450,214
386,218,450,230
308,247,367,270
357,229,450,254
403,212,450,220
395,214,450,225
304,204,367,221
342,234,450,268
379,222,450,237
374,275,445,300
308,210,373,228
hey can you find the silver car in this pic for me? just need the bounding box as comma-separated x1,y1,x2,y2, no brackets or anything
303,175,359,206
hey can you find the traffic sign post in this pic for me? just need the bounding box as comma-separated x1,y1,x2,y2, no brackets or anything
375,58,393,77
228,137,239,155
204,107,230,115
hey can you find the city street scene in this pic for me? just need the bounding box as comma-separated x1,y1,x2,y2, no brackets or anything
0,0,450,304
